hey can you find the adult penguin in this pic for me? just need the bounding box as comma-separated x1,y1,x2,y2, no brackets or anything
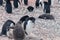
48,0,51,6
39,0,42,7
35,0,40,8
24,0,28,5
0,20,15,36
5,0,12,13
0,0,3,6
24,17,35,35
13,0,20,8
45,0,51,13
27,6,34,12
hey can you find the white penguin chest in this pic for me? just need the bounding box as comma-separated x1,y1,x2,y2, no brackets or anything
26,20,34,34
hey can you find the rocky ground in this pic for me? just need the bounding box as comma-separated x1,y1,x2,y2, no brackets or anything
0,1,60,40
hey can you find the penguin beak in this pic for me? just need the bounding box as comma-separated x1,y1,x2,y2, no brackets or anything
25,31,28,35
9,27,14,29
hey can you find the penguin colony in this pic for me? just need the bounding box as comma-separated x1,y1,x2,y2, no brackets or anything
0,0,52,19
0,0,54,40
0,15,36,40
0,0,51,14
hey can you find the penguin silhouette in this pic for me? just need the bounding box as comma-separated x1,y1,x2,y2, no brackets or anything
24,0,28,5
0,20,15,36
0,0,3,6
13,0,20,8
35,0,40,8
5,0,12,13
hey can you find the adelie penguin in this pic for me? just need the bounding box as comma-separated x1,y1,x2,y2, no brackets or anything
13,0,20,8
38,14,54,20
35,0,40,8
19,15,35,35
43,0,50,13
27,6,34,12
24,17,35,35
45,0,51,13
5,0,12,13
24,0,28,5
48,0,51,6
0,0,3,6
39,0,42,7
6,21,25,40
0,20,15,36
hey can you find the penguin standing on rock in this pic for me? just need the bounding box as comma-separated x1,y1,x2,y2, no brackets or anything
5,0,12,13
0,20,15,36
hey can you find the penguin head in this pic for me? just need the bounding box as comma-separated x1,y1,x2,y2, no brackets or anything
27,6,34,12
28,17,35,23
20,15,29,23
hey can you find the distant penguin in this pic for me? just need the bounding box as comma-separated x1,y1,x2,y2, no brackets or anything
27,6,34,12
45,0,51,13
38,14,54,20
35,0,40,8
39,0,42,7
13,21,25,40
5,0,12,13
0,20,15,36
46,5,50,13
0,0,3,6
24,17,35,35
13,0,20,8
24,0,28,5
48,0,51,6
